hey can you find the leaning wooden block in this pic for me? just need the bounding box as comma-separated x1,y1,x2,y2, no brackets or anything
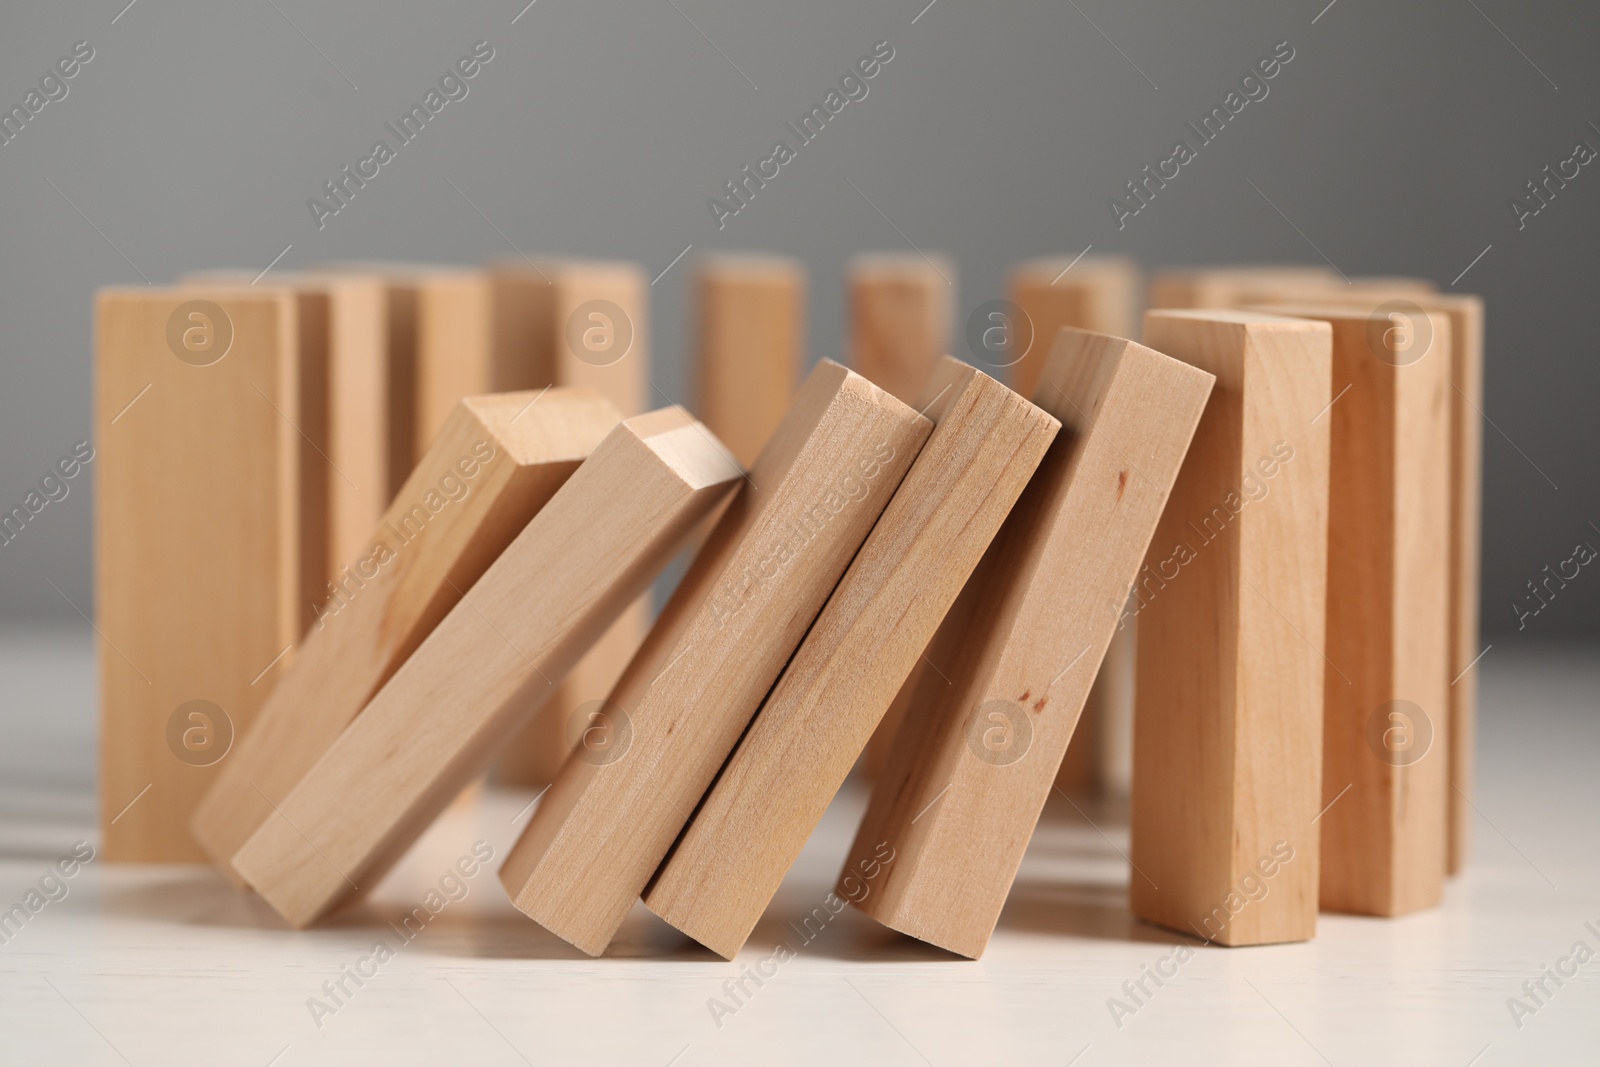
96,287,312,862
489,258,652,788
645,357,1059,958
501,360,931,956
1265,304,1452,915
840,328,1215,958
231,408,740,926
848,252,955,402
191,388,621,878
1130,310,1333,946
695,253,806,467
1260,291,1483,875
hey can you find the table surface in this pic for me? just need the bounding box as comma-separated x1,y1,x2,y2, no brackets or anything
0,626,1595,1066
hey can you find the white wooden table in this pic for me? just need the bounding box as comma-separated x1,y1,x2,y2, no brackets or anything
1,626,1594,1065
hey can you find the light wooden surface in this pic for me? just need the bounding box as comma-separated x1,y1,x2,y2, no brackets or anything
413,268,500,462
645,357,1059,958
501,361,931,956
842,328,1215,958
95,287,307,862
847,253,954,403
191,389,622,878
231,408,741,927
1,627,1594,1066
1148,266,1436,311
694,253,806,467
490,258,652,789
1267,304,1453,916
1131,310,1333,946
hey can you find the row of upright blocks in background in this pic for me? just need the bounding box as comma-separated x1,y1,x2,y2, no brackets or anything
95,256,1483,957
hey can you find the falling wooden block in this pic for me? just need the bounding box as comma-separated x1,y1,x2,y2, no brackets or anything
694,253,806,467
1004,255,1142,797
1259,291,1484,875
1130,309,1333,946
1264,303,1452,916
840,328,1214,958
500,361,931,956
848,252,955,402
96,287,318,862
489,258,653,789
191,389,622,878
231,408,740,926
644,357,1059,957
186,270,416,573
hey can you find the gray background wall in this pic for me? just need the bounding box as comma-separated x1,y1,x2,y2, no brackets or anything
1,0,1594,643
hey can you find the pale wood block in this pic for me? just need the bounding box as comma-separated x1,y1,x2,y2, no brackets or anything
839,328,1215,958
489,258,653,788
191,389,622,878
96,287,308,862
1006,255,1142,797
1264,304,1453,916
1258,291,1484,875
1149,265,1434,310
695,253,806,467
232,408,741,926
500,361,932,956
847,252,955,402
644,357,1059,958
1131,309,1333,946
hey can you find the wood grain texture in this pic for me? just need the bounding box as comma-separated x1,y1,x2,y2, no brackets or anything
500,360,931,956
1265,304,1452,916
694,253,806,467
1006,255,1142,797
644,357,1059,958
96,287,305,862
231,408,740,926
839,328,1215,958
191,389,621,879
847,253,954,403
1259,291,1484,875
1131,310,1332,946
489,258,653,789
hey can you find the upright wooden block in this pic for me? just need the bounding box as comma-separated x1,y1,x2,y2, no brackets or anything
694,254,806,467
500,361,931,956
191,389,622,877
231,408,741,926
840,328,1214,958
645,357,1058,958
1260,292,1484,875
1266,304,1452,915
490,258,653,788
97,287,309,862
1005,255,1142,797
1149,266,1434,311
186,270,415,573
848,252,954,402
1131,310,1333,946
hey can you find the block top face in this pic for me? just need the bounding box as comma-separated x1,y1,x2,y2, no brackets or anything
460,388,621,465
1154,264,1340,285
617,406,742,489
1145,307,1322,328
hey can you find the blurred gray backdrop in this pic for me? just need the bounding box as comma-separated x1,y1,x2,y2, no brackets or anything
1,0,1595,643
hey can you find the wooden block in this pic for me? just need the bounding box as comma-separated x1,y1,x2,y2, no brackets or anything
1130,309,1333,946
1262,304,1452,915
414,268,503,457
644,357,1059,957
489,258,653,788
848,252,955,402
191,388,622,877
694,253,806,467
97,287,310,861
1005,255,1142,797
1149,266,1434,310
1258,291,1484,875
839,328,1214,958
500,361,932,955
231,408,741,926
